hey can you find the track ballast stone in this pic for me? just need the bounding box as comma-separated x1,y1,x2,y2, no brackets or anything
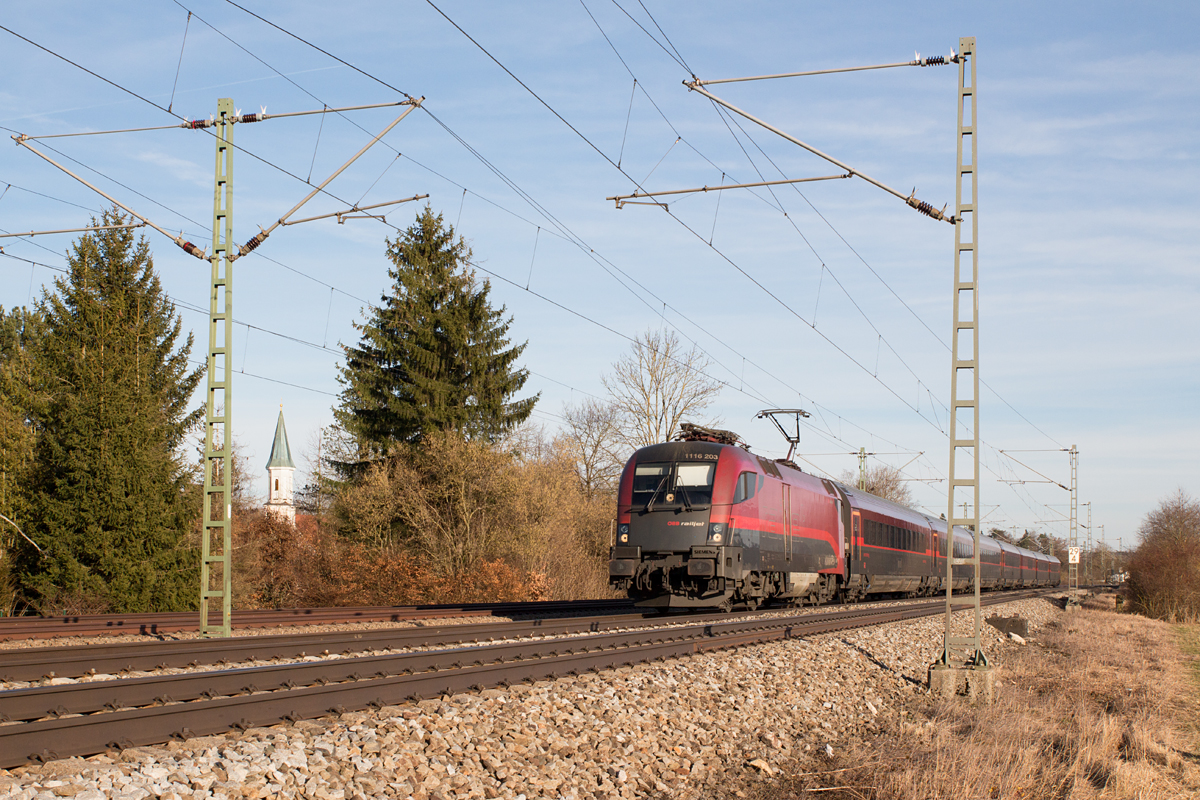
0,597,1060,799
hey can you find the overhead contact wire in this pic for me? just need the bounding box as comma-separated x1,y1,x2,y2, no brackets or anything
211,3,946,475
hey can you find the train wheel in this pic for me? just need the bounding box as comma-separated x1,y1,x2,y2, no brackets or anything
733,591,761,611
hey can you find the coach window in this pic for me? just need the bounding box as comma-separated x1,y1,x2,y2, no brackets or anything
732,471,758,503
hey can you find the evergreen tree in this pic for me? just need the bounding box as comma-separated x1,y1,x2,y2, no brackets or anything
335,206,537,470
0,306,46,562
13,210,204,612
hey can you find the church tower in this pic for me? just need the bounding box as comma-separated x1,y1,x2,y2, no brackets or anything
265,407,296,525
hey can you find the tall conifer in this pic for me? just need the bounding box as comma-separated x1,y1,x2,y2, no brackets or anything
15,210,203,612
0,306,46,573
335,206,537,470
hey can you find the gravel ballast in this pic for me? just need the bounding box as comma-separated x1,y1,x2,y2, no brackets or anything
0,596,1062,799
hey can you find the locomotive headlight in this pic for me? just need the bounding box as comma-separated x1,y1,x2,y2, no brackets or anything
707,522,726,544
619,524,629,543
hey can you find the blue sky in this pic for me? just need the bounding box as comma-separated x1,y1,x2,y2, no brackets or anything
1,1,1196,551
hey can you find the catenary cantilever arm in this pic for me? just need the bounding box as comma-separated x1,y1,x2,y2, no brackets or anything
683,82,954,224
237,99,423,258
12,135,208,258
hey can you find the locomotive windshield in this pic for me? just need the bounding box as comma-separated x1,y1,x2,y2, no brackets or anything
632,461,716,509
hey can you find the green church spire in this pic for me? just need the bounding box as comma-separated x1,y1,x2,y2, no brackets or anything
266,408,295,469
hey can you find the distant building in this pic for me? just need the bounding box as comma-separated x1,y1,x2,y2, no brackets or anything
265,408,296,525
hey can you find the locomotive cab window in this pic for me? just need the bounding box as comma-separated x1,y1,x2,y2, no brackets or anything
732,471,758,503
674,463,716,504
632,464,669,505
633,461,716,507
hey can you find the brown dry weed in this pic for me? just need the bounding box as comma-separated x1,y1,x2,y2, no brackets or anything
768,600,1200,799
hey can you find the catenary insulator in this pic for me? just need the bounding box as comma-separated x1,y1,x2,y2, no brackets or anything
237,113,263,124
922,55,947,67
186,119,213,129
240,231,267,254
906,193,951,222
180,240,203,258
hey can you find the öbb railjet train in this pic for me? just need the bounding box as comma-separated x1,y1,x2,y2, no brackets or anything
608,430,1060,610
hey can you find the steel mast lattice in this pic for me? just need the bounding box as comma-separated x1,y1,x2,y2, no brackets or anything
199,99,235,638
938,37,986,670
1067,444,1080,608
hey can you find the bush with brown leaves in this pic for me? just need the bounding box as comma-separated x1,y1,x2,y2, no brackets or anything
332,429,613,602
1128,489,1200,623
239,511,551,609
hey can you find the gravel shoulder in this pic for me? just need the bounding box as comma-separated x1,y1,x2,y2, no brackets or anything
0,596,1061,800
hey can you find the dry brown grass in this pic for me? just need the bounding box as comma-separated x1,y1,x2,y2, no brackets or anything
766,606,1200,799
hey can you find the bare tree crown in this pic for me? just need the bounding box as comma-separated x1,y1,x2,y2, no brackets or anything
601,329,723,450
839,463,914,508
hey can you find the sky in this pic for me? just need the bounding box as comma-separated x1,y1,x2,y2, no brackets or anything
0,1,1196,554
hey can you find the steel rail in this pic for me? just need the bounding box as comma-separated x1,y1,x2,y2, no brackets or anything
0,589,1054,767
0,598,635,641
0,590,1033,681
0,611,658,682
0,590,1049,680
2,620,772,722
1,603,922,716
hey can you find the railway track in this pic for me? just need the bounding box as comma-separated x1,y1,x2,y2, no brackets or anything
0,598,635,641
0,588,1056,768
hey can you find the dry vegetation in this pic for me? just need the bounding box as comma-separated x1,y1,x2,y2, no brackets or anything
229,428,617,609
230,512,551,608
1128,489,1200,624
762,594,1200,800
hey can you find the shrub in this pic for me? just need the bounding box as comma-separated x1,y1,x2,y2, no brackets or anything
331,428,614,602
240,511,552,608
1127,489,1200,623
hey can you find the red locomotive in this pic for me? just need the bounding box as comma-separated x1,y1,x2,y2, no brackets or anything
609,425,1061,610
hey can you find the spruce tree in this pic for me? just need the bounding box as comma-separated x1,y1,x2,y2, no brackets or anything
335,206,537,470
14,210,204,612
0,306,46,567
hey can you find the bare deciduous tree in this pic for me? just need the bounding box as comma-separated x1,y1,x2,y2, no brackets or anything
839,464,914,508
1017,531,1040,551
602,329,722,449
988,527,1014,544
1128,488,1200,622
558,397,625,501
